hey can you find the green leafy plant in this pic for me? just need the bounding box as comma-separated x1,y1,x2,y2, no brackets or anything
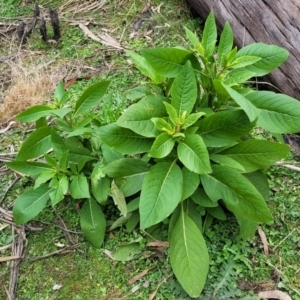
6,11,300,297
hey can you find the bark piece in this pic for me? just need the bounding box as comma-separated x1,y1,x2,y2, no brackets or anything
186,0,300,100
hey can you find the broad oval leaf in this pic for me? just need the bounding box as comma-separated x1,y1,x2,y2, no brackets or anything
140,48,200,77
222,84,259,122
140,161,183,229
149,133,175,158
197,109,255,147
74,81,110,115
201,165,273,223
246,91,300,133
219,140,290,172
13,184,51,225
16,126,52,161
177,134,211,174
70,173,90,199
170,206,209,297
236,43,289,76
171,61,197,116
117,95,167,137
79,198,106,248
96,124,153,154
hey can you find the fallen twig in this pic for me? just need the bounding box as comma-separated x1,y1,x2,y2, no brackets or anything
275,161,300,172
0,175,20,204
26,244,80,262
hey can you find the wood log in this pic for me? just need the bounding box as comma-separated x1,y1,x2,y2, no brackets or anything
186,0,300,100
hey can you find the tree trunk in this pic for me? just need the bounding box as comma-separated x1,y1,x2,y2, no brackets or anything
186,0,300,100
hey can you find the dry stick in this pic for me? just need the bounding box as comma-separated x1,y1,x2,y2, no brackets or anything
0,175,20,204
26,244,80,262
275,161,300,172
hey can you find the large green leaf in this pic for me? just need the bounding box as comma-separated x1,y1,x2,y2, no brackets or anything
197,109,255,147
13,184,51,225
218,22,233,66
181,167,200,201
246,91,300,133
210,154,246,172
222,84,259,122
6,161,53,176
236,43,289,76
201,165,273,223
171,61,197,116
149,133,175,158
117,95,167,137
191,188,218,208
202,11,217,57
70,173,90,199
170,205,209,297
177,134,211,174
101,143,123,165
80,198,106,248
103,158,149,178
140,161,183,229
74,81,110,115
220,140,290,172
16,126,52,161
126,50,163,83
92,175,110,205
96,124,153,154
140,48,200,77
115,173,146,197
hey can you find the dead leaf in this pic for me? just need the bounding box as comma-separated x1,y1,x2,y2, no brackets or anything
98,33,123,50
146,241,169,248
0,255,19,262
258,226,269,257
149,289,158,300
128,267,155,284
78,23,101,43
258,290,292,300
131,285,140,293
65,77,77,89
55,242,65,248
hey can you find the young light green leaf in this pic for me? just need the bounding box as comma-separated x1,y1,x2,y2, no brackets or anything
220,140,290,172
74,81,110,115
202,11,217,57
117,95,167,137
115,173,145,197
246,91,300,133
126,50,163,83
170,205,209,297
201,165,273,223
236,43,289,76
16,126,52,161
80,198,106,248
184,26,203,54
92,175,110,205
218,22,233,66
54,80,66,103
6,161,53,176
171,61,197,116
13,184,51,225
149,133,175,158
224,71,255,85
151,117,174,133
96,124,153,154
163,101,178,126
140,161,183,229
140,48,200,77
222,84,259,122
70,173,90,199
210,154,246,172
59,150,69,171
177,134,211,174
181,167,200,201
112,243,142,261
228,56,261,69
197,109,255,147
111,180,127,217
182,112,205,129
